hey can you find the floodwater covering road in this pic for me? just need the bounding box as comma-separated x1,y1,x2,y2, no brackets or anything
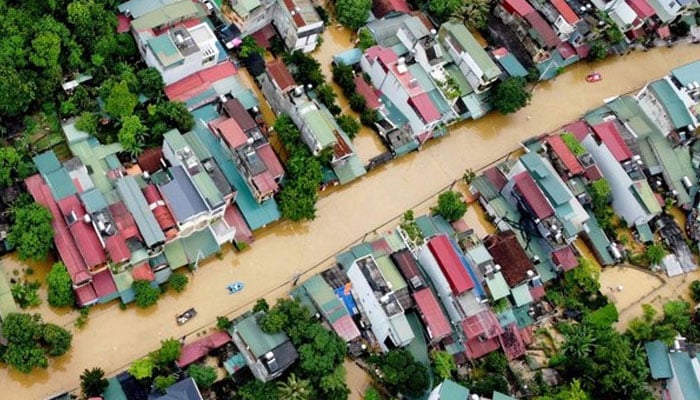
2,44,700,399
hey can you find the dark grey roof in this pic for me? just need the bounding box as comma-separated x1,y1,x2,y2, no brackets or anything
159,166,208,222
202,159,234,198
266,340,299,375
156,377,203,400
115,176,166,247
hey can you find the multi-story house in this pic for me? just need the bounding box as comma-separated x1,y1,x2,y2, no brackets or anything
495,0,561,62
272,0,324,53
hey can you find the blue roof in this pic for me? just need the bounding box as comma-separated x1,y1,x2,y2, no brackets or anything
33,151,61,175
335,286,359,315
44,168,77,201
669,351,700,399
155,377,202,400
333,48,363,66
644,341,673,379
192,121,280,230
671,60,700,87
79,188,108,213
496,52,528,78
159,166,208,222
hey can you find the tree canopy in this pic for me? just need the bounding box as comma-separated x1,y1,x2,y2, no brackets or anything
492,77,532,114
377,349,430,396
0,312,72,373
188,363,217,389
433,190,468,222
0,147,34,187
150,338,182,368
80,367,109,398
132,280,160,309
428,0,463,23
117,115,146,155
334,0,372,31
168,273,189,293
8,202,54,261
46,262,76,307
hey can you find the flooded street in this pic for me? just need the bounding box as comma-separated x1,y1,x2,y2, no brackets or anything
2,44,700,399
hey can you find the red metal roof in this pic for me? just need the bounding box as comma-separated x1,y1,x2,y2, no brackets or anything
563,120,590,141
627,0,656,18
372,0,410,18
142,184,177,232
552,246,578,271
117,14,131,33
109,202,141,240
132,263,155,281
267,60,296,92
137,147,164,174
514,172,554,220
524,12,561,48
391,249,422,282
502,0,535,16
58,195,107,269
210,117,248,149
575,43,590,58
500,323,527,360
92,269,118,298
550,0,580,24
409,93,441,123
331,314,362,342
354,76,382,110
75,284,98,307
530,284,546,300
164,63,237,101
223,98,257,133
251,171,278,197
657,25,671,39
427,235,474,295
465,336,500,359
547,135,584,175
256,143,285,180
224,204,254,245
282,0,306,27
584,164,603,181
462,310,502,339
177,331,231,368
483,167,508,191
370,238,392,257
365,46,398,67
333,131,353,159
413,288,452,342
591,121,633,162
105,234,131,264
251,24,276,48
557,42,577,59
484,230,535,287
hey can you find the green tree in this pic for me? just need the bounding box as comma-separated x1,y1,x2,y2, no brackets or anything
41,323,72,356
492,77,531,114
1,313,49,373
319,365,350,400
137,67,164,99
168,273,189,293
8,202,54,261
331,63,355,97
562,257,600,302
30,32,62,69
298,325,347,376
378,349,430,396
336,114,360,140
132,280,160,309
2,343,48,373
537,380,590,400
277,373,313,400
187,363,217,389
128,356,155,380
429,0,463,23
0,147,34,186
588,40,608,61
662,300,692,335
433,190,468,222
315,84,338,111
104,80,137,119
690,280,700,303
75,111,99,134
238,380,280,400
0,66,35,118
118,115,146,155
482,351,509,374
452,0,490,30
151,338,182,367
153,375,177,393
239,36,265,59
645,244,666,266
334,0,371,31
253,298,270,313
466,373,509,396
260,309,288,334
357,28,376,51
431,350,456,380
11,281,41,308
364,387,381,400
285,51,325,88
46,262,75,307
150,101,194,136
348,93,366,113
670,20,690,37
561,133,586,156
216,316,232,331
80,367,109,398
590,178,611,211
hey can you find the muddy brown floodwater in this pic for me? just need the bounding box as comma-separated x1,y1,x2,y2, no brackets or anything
2,45,699,399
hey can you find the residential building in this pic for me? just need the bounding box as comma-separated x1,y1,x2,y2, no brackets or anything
495,0,561,62
637,78,699,142
155,377,204,400
428,379,471,400
272,0,324,53
413,288,452,344
372,0,411,19
0,267,18,326
230,313,299,382
176,331,231,368
644,339,700,400
346,254,415,351
163,62,240,110
483,231,541,294
228,0,278,36
603,0,645,35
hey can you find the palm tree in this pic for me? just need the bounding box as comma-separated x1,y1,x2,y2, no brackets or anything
452,0,491,31
80,367,109,398
277,373,313,400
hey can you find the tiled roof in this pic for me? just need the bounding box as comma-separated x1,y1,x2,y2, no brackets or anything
177,331,231,368
164,63,237,101
427,235,474,295
222,98,257,133
500,322,527,360
524,12,560,48
591,121,633,162
256,143,284,180
372,0,410,18
413,288,452,342
354,76,382,110
502,0,535,16
409,93,441,123
551,246,578,271
266,60,296,92
209,117,248,149
105,234,131,264
137,147,164,173
547,135,584,175
551,0,580,24
484,230,535,287
58,195,107,269
514,172,554,220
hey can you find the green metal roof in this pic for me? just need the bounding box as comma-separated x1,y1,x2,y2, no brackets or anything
520,152,571,206
428,89,452,114
583,211,614,265
164,129,188,151
636,222,654,243
182,228,220,262
415,215,439,238
33,151,61,175
45,168,77,201
303,108,337,149
648,134,697,206
437,379,470,400
103,377,127,400
0,266,18,320
80,188,108,213
513,304,534,328
192,172,224,209
112,270,134,293
147,35,183,68
232,313,289,358
471,175,499,200
183,132,212,162
496,52,528,78
408,64,436,92
650,80,694,129
302,275,348,323
485,272,510,300
669,351,700,399
230,0,260,17
131,1,201,31
511,284,533,307
644,340,673,379
68,130,123,194
631,180,662,215
493,391,517,400
671,60,700,87
164,239,190,269
376,256,407,292
466,244,492,266
431,215,456,237
116,176,166,247
439,22,501,82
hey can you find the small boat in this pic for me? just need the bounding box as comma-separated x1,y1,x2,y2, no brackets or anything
176,308,197,325
586,72,602,83
227,282,244,294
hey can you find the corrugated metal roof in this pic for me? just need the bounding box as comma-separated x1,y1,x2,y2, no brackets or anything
116,176,166,247
427,235,474,295
524,12,560,48
45,168,77,201
181,227,220,261
582,211,614,265
671,60,700,87
376,256,407,292
669,351,700,399
408,93,441,124
58,195,107,268
649,79,694,129
551,0,580,24
484,230,534,287
33,151,61,175
520,153,571,206
439,22,501,82
547,135,584,175
514,171,554,220
485,272,510,300
130,1,201,31
158,166,208,222
303,108,338,149
645,341,673,379
164,239,189,269
412,290,452,343
266,60,296,92
493,50,528,78
436,380,470,400
551,246,578,271
591,122,632,161
333,48,363,67
502,0,535,16
233,313,289,357
222,98,257,133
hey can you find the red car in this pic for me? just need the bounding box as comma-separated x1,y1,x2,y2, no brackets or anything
586,72,602,83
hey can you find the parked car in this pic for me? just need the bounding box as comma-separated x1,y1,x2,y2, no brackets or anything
176,308,197,325
202,0,215,14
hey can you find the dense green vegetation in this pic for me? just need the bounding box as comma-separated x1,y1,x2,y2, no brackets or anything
433,190,468,222
0,312,73,373
46,262,76,307
491,77,532,114
132,280,160,309
80,367,109,398
334,0,372,31
7,202,54,261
